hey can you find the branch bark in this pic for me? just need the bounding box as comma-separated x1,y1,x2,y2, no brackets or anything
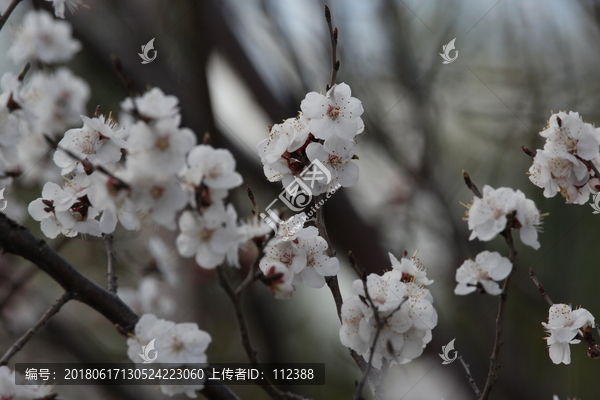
0,214,138,333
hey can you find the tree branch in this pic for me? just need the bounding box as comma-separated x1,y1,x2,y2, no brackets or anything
0,291,72,365
459,356,481,398
0,0,23,32
216,266,309,400
0,214,139,333
103,234,118,293
479,225,517,400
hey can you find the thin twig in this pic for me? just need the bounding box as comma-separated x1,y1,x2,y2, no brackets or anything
103,234,118,293
216,266,309,400
528,268,553,306
463,171,482,198
353,297,408,400
324,5,339,90
0,291,71,365
479,226,517,400
459,356,482,397
0,0,23,32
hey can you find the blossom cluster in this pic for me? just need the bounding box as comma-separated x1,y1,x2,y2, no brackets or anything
127,314,212,397
258,213,339,298
257,83,363,194
466,185,541,250
339,252,437,368
542,304,595,365
528,111,600,204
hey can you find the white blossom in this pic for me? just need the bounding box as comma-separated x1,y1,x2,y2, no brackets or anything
305,140,359,194
454,251,512,296
542,304,595,365
28,177,102,238
300,83,364,141
126,117,196,175
118,276,175,318
54,115,126,174
0,366,53,400
22,68,90,136
127,314,210,397
176,204,241,269
121,88,180,121
467,185,541,250
179,144,242,206
293,236,339,288
340,256,437,369
8,10,81,65
45,0,85,18
388,252,433,286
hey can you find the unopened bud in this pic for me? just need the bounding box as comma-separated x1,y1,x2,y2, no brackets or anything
589,178,600,192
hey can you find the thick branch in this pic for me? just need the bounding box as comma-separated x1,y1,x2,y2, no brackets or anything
1,291,71,365
0,214,139,333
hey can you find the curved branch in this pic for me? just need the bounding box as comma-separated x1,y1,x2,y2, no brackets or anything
0,213,139,333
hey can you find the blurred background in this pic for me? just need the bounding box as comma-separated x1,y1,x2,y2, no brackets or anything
2,0,600,399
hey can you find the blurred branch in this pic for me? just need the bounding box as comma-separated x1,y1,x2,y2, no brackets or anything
0,0,23,32
528,268,553,306
0,236,69,313
0,291,71,365
103,234,118,293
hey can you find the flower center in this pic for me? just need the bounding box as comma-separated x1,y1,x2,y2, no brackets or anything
326,104,341,120
155,136,170,150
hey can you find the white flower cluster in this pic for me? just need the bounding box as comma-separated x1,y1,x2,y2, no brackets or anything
257,83,363,194
0,366,53,400
127,314,211,398
543,304,595,365
258,213,339,298
467,185,541,250
529,111,600,204
454,251,512,296
339,252,437,369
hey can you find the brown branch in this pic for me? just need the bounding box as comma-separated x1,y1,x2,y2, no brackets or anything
314,194,343,323
0,213,139,333
103,234,118,293
479,226,517,400
459,356,482,398
324,5,339,90
0,291,72,365
216,266,309,400
528,268,553,306
0,0,23,32
463,171,482,198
